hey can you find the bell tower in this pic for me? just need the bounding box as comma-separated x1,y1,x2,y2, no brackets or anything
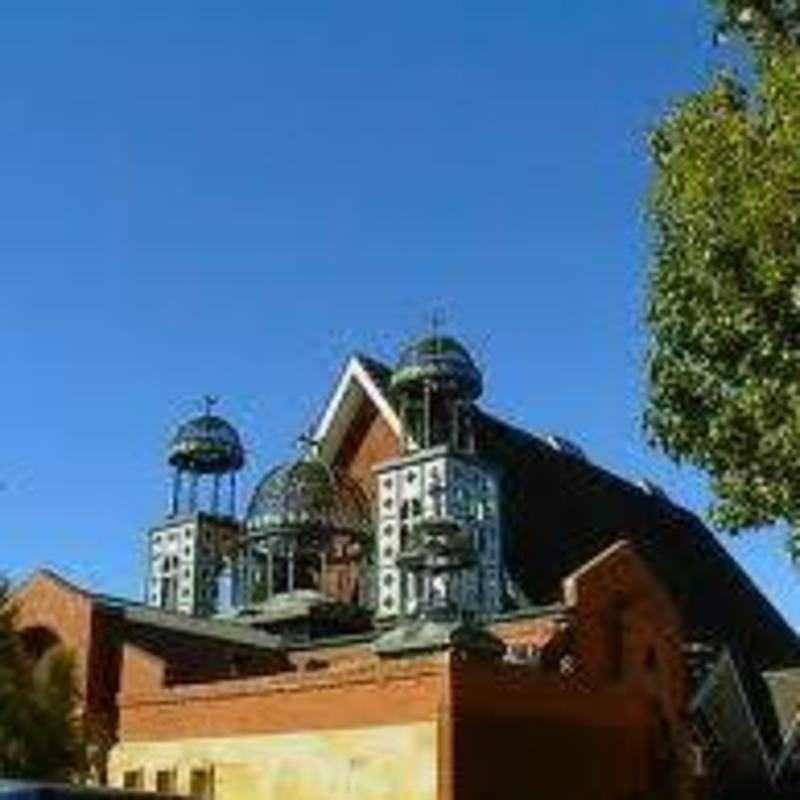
145,398,245,617
374,333,503,622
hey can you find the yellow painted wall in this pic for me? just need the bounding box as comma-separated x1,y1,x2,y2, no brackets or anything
108,722,438,800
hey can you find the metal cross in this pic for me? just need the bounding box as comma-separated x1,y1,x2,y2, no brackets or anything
204,395,219,415
429,308,446,337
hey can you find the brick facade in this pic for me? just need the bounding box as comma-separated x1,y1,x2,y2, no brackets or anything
11,540,692,799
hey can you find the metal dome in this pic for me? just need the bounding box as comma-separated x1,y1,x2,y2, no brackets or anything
391,335,483,400
246,457,369,538
168,414,245,475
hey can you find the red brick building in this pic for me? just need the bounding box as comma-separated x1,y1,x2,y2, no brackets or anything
9,337,800,799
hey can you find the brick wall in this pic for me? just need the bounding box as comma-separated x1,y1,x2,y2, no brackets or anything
11,572,105,717
118,647,446,741
443,541,692,800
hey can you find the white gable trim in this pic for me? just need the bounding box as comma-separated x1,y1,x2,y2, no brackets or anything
313,356,403,463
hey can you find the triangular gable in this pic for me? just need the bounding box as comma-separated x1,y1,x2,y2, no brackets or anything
9,567,94,606
313,355,404,464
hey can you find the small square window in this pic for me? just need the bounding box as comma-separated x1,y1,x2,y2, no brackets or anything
156,769,177,794
123,770,144,791
190,767,215,800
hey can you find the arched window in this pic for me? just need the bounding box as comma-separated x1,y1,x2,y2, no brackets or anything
19,626,64,684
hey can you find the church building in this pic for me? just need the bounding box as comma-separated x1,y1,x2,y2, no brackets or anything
10,333,800,800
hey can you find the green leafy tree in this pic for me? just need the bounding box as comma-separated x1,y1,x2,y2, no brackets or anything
0,578,87,781
645,2,800,554
709,0,800,46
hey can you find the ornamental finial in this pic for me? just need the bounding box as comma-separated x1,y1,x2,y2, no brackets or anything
204,395,219,415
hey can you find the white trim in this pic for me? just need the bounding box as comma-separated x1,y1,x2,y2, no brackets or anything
694,649,773,781
352,359,403,438
723,649,773,779
313,356,404,461
772,713,800,784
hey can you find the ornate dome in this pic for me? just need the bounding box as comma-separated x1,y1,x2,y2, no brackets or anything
168,414,245,475
246,457,369,538
391,335,482,400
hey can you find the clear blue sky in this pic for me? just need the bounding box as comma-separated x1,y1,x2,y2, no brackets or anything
4,1,800,629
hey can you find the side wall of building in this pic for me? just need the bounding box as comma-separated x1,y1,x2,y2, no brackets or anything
109,648,445,800
109,725,437,800
448,541,692,800
450,660,656,800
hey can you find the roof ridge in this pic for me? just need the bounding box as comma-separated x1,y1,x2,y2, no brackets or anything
10,567,95,601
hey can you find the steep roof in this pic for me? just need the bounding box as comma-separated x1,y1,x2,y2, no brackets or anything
320,354,800,671
475,411,800,670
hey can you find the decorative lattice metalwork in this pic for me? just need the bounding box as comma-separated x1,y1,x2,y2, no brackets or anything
168,414,245,475
246,458,370,541
391,335,483,400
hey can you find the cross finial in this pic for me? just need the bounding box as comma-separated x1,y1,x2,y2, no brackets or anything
430,308,446,337
204,395,219,415
297,425,320,457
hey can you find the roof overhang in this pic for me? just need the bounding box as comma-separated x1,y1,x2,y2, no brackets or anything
313,355,404,464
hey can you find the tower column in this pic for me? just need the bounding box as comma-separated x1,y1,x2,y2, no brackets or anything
171,469,182,516
188,473,199,512
212,474,221,515
266,548,274,599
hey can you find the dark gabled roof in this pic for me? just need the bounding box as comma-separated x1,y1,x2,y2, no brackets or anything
474,410,800,671
89,591,283,651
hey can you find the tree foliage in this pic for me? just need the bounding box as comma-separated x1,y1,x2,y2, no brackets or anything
710,0,800,46
0,579,87,781
645,2,800,552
